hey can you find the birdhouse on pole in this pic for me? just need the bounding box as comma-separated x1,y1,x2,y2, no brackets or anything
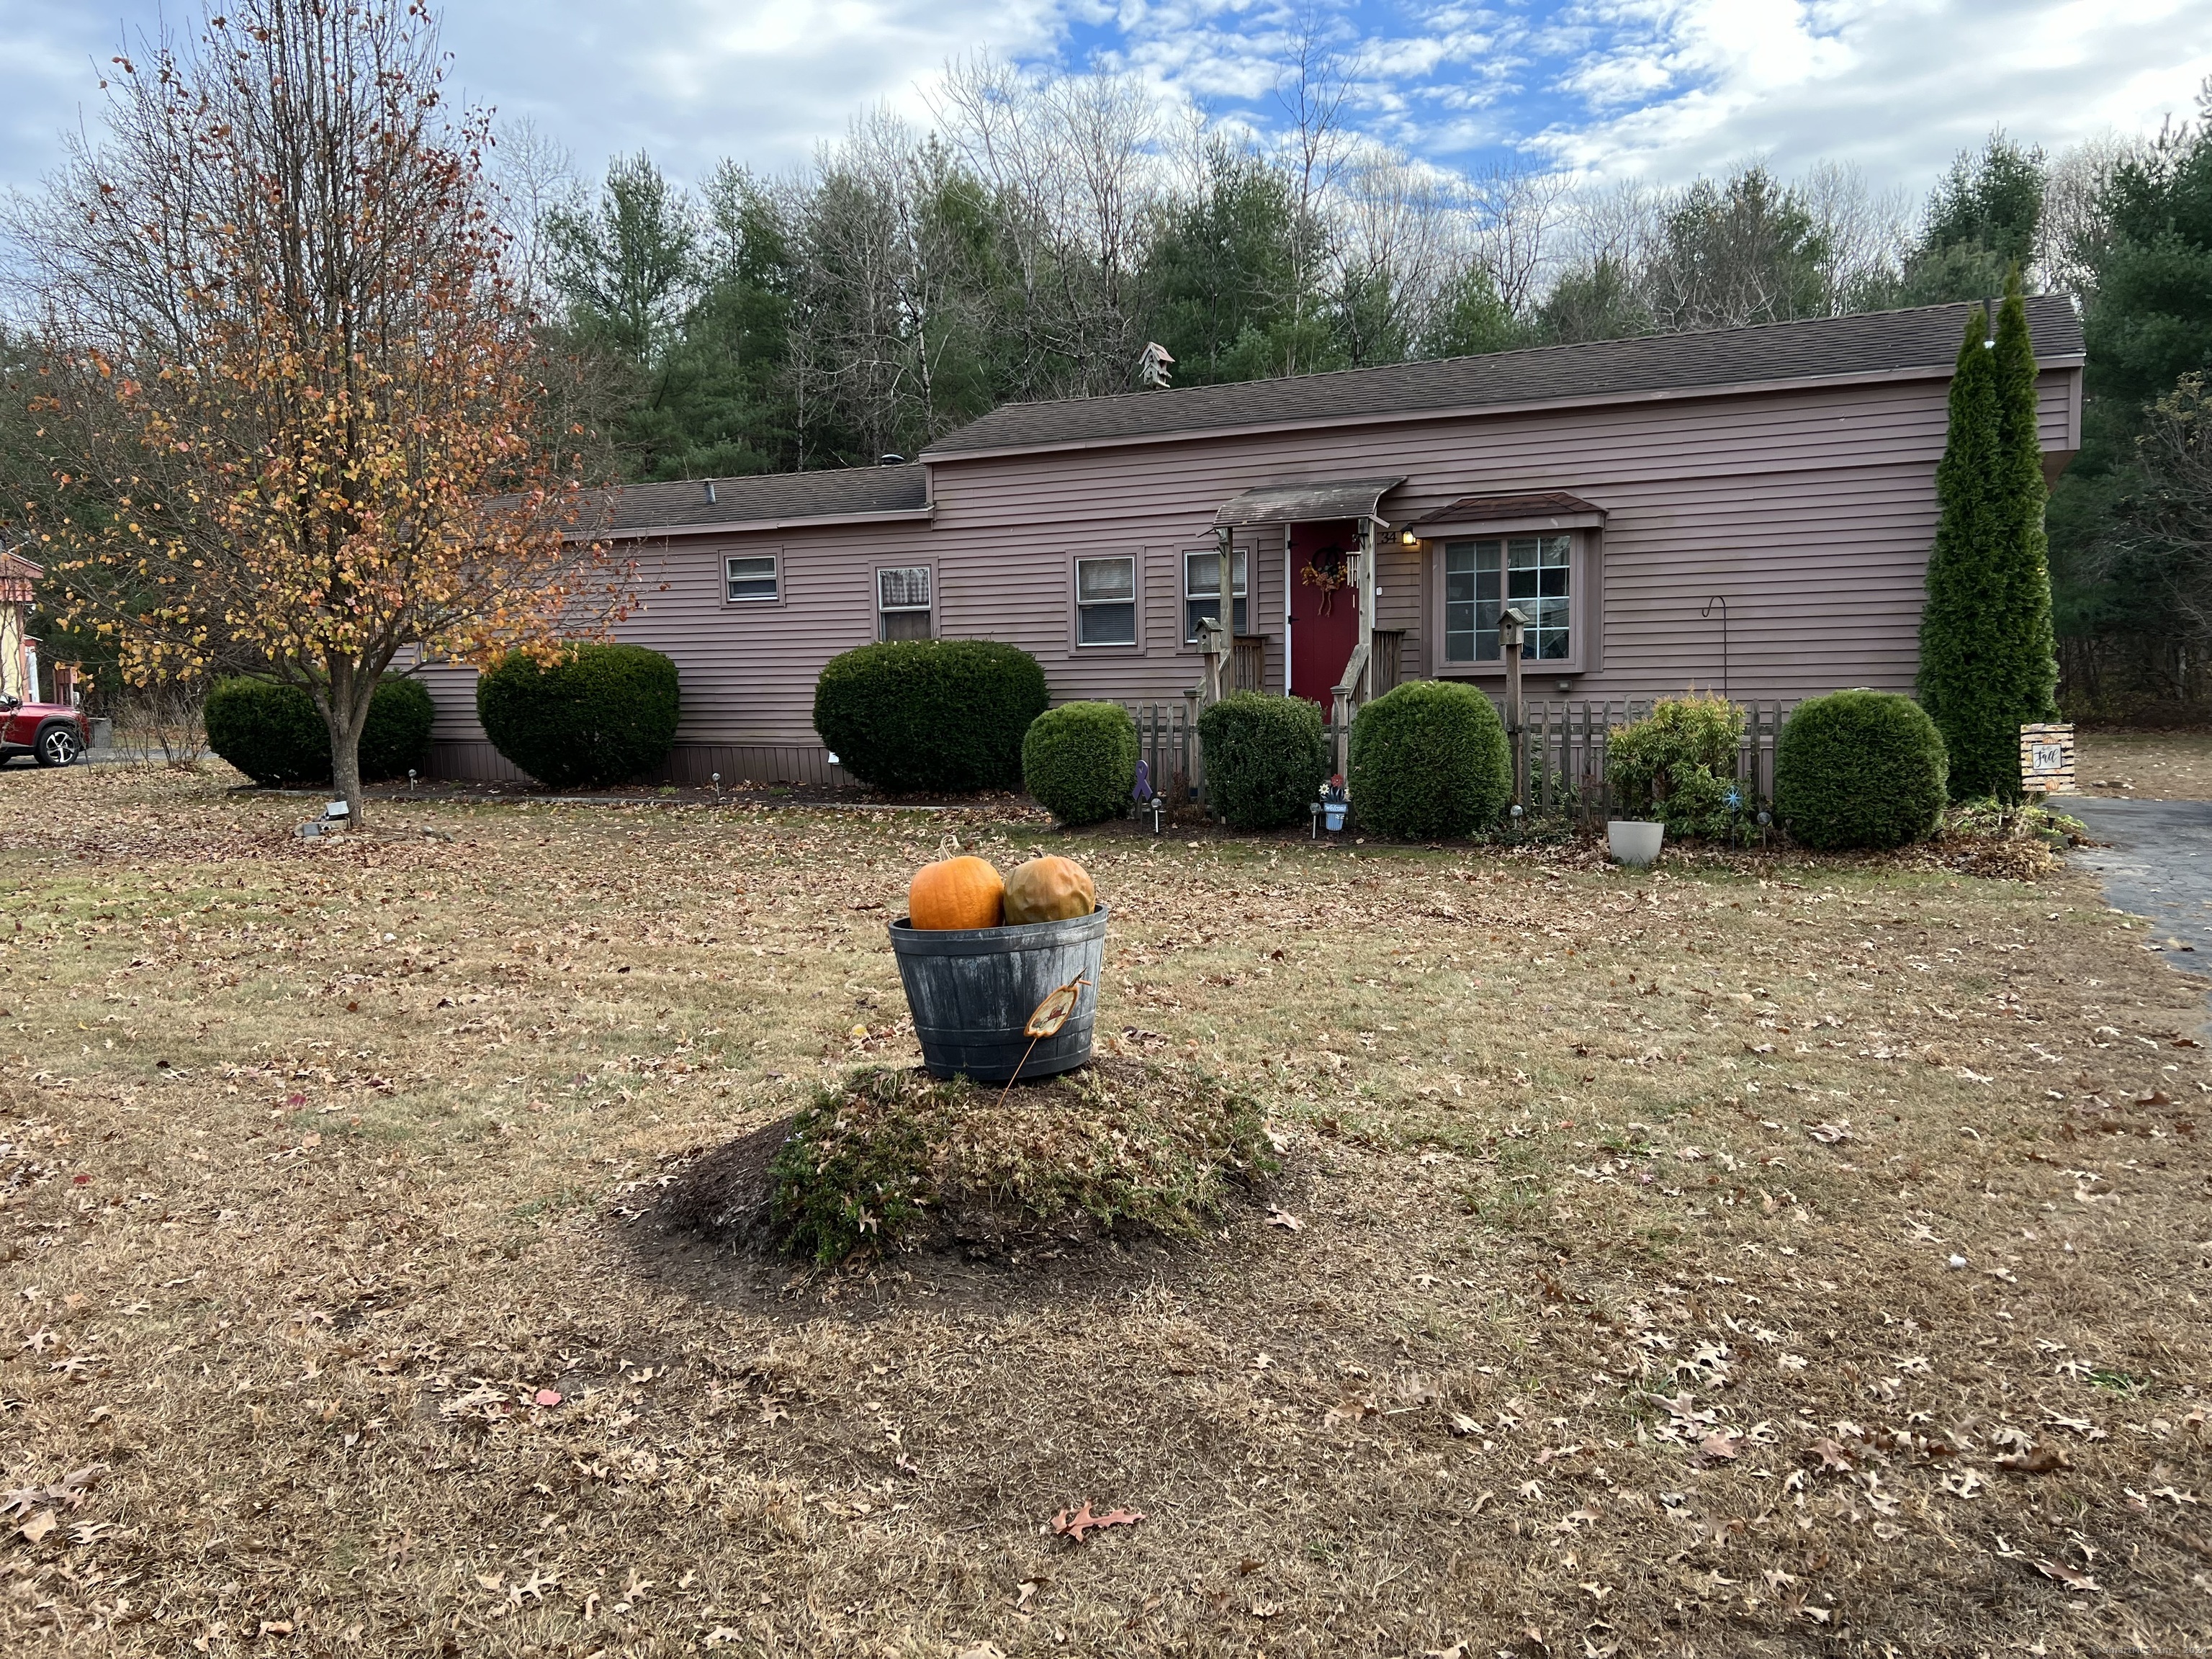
1137,342,1176,390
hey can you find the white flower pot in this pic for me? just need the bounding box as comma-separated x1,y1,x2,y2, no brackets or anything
1607,819,1664,867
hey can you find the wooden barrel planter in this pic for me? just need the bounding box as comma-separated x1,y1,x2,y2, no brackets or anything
889,905,1108,1082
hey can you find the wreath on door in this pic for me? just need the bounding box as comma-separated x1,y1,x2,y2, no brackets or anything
1300,545,1351,614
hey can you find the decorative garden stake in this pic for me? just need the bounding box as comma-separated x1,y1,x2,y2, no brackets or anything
993,976,1093,1110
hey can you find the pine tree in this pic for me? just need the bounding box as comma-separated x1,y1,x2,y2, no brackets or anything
1917,276,2059,801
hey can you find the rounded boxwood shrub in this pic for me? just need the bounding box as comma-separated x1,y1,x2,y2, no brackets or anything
1198,691,1328,830
477,642,680,789
814,640,1047,793
1022,701,1137,826
206,675,436,785
205,677,328,785
359,677,435,781
1774,688,1948,850
1348,680,1511,840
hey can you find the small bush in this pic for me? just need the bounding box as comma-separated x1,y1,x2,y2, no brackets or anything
477,643,680,789
814,640,1048,793
1198,692,1329,830
204,678,326,785
1609,693,1750,840
205,675,436,785
1774,688,1948,850
359,677,435,781
1022,701,1137,825
1348,680,1511,840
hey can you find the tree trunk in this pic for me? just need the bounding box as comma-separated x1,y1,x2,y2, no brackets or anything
323,660,377,827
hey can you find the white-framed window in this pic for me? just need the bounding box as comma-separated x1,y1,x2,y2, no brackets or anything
877,565,932,640
1443,534,1571,663
1183,547,1248,642
725,554,778,603
1075,555,1138,646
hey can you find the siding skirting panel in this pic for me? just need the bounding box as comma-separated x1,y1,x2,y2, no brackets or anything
426,737,852,790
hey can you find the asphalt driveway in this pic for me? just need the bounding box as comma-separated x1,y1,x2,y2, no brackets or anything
2065,796,2212,982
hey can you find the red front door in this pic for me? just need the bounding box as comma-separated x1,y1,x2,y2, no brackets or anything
1288,519,1360,706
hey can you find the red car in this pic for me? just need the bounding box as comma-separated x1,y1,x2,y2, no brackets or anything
0,693,90,768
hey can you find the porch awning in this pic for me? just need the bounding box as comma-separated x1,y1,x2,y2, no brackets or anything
1403,490,1606,538
1212,475,1405,530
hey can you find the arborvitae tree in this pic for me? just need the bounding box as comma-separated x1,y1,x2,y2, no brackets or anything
1916,305,2005,796
1917,278,2058,801
1990,268,2061,733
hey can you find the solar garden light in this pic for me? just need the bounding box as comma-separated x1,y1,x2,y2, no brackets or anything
406,768,417,791
711,770,723,803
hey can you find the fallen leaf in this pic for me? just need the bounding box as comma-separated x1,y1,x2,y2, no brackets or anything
1806,1437,1853,1473
19,1509,58,1544
533,1389,562,1408
1050,1500,1144,1543
1267,1208,1303,1231
1014,1581,1038,1609
1995,1444,2068,1474
2031,1556,2101,1593
1806,1120,1851,1145
1698,1431,1742,1461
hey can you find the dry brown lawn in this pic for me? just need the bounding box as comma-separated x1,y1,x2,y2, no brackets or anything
2,763,2208,1658
2074,732,2212,800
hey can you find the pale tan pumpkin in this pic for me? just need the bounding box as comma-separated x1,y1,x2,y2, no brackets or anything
1002,855,1096,925
907,855,1004,930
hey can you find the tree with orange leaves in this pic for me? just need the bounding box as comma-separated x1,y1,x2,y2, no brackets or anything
8,0,621,817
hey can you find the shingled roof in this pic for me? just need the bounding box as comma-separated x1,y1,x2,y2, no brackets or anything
922,297,2085,462
586,463,929,536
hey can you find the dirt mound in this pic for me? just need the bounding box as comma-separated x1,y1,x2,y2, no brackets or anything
660,1056,1281,1266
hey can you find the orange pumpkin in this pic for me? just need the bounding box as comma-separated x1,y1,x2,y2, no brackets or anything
1002,855,1096,925
907,855,1004,930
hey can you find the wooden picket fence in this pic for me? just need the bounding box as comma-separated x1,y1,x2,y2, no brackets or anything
1127,693,1798,827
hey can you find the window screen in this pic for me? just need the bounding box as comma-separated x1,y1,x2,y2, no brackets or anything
725,554,778,603
1183,547,1249,642
1076,556,1138,646
877,566,932,640
1444,534,1570,662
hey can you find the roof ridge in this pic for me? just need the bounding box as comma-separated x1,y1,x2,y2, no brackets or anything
973,297,2078,421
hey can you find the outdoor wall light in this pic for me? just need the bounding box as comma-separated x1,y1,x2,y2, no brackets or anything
1399,527,1419,547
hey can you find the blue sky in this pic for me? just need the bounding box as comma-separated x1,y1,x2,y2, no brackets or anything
4,1,2210,198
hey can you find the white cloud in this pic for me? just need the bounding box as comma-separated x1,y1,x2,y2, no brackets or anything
1538,0,2212,184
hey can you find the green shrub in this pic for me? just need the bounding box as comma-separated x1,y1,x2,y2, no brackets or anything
1022,701,1137,825
205,678,328,785
476,643,680,788
814,640,1047,793
1608,693,1750,840
1348,680,1511,840
1774,689,1948,850
1198,692,1329,830
205,675,435,785
359,677,435,781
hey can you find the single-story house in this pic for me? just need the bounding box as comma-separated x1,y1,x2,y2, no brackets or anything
413,297,2085,784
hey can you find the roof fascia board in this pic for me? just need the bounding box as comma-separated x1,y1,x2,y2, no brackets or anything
919,356,2089,467
572,505,935,544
